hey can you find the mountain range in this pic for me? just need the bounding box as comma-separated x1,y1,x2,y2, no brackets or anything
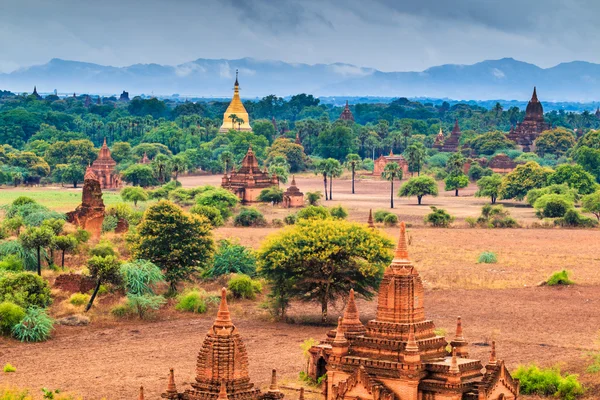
2,57,600,101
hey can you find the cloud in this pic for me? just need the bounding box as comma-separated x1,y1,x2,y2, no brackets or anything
329,64,374,77
492,68,505,79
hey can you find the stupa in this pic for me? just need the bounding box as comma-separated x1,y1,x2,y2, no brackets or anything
66,167,105,239
433,127,445,150
440,120,462,152
308,222,520,400
32,86,42,99
373,151,409,177
222,146,278,203
282,176,304,208
339,101,355,122
506,87,549,152
219,70,253,133
91,138,122,189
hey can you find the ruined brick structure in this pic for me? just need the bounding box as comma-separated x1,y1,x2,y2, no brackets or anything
440,120,462,153
339,101,355,122
283,176,304,208
373,151,409,177
488,154,517,174
91,138,122,190
308,222,520,400
150,289,285,400
67,167,105,239
53,273,96,294
506,87,549,152
222,146,278,204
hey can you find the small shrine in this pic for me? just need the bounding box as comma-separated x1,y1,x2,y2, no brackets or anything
373,151,409,177
219,70,253,133
339,101,355,122
222,146,278,203
66,167,105,239
440,120,462,152
506,87,550,152
282,176,304,208
308,222,520,400
140,152,151,164
91,138,122,190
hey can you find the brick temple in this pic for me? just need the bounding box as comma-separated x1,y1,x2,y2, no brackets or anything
506,87,549,152
373,151,409,177
308,222,520,400
339,101,355,122
282,176,304,208
222,146,278,204
439,120,462,153
433,128,445,151
219,70,253,133
91,138,121,189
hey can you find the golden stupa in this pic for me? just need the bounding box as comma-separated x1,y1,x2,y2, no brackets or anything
219,70,252,133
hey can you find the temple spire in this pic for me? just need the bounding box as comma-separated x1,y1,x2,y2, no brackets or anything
213,288,234,330
235,69,239,87
268,369,280,392
406,325,419,352
333,316,347,345
393,221,409,260
367,209,375,228
455,316,464,341
166,368,177,394
489,341,497,365
531,86,538,102
342,289,362,327
138,386,145,400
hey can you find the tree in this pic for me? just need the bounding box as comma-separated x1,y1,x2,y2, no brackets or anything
314,159,329,201
266,138,306,172
228,114,238,130
121,164,157,187
121,186,149,207
170,154,189,182
574,146,600,183
152,154,172,184
305,191,322,206
57,163,84,188
316,125,354,160
257,219,393,322
132,201,214,293
52,235,78,268
268,156,290,185
399,176,438,205
582,190,600,221
475,174,503,204
19,226,54,275
500,161,553,200
381,162,403,208
220,151,234,174
85,255,122,312
444,173,469,196
467,131,516,155
404,142,426,175
547,164,598,195
445,152,466,175
535,128,577,157
345,154,362,194
325,158,343,200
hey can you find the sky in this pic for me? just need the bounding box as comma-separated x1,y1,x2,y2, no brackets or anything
1,0,599,73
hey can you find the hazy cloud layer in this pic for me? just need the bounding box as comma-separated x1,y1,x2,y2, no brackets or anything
1,0,599,73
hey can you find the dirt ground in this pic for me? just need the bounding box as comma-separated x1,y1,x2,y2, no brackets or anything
1,174,600,399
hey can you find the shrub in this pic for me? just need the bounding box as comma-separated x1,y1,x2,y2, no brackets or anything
0,240,39,272
120,259,165,296
111,303,131,318
297,206,330,221
0,255,24,272
271,218,284,227
477,251,498,264
189,205,224,227
127,294,166,319
68,293,90,306
284,214,297,225
234,208,267,227
468,163,493,181
305,191,322,206
12,307,54,342
0,272,52,308
424,206,454,227
3,363,16,372
427,153,450,168
383,213,398,227
101,215,118,233
89,241,116,258
196,188,240,220
513,364,583,400
374,210,391,223
258,187,284,204
478,205,519,228
168,188,196,206
546,270,574,286
555,209,598,228
73,228,91,244
175,290,208,313
0,301,25,335
534,194,574,218
465,217,477,228
330,205,348,220
527,184,578,207
207,239,256,277
228,274,262,300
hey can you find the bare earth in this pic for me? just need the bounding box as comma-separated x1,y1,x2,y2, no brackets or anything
1,174,600,399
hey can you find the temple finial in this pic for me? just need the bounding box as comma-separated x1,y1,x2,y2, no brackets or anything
103,137,107,147
449,347,460,374
332,316,347,344
489,340,497,365
367,209,375,228
342,289,361,326
394,222,409,260
166,368,177,394
235,69,239,86
138,386,145,400
213,288,233,329
455,316,464,340
405,325,419,352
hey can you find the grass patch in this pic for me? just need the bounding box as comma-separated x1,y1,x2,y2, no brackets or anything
546,270,574,286
68,293,90,306
477,251,498,264
175,290,208,314
3,363,16,373
513,364,584,400
0,189,122,212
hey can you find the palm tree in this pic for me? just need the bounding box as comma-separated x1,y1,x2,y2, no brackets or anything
236,117,245,131
228,114,238,130
345,154,362,194
170,155,188,182
220,151,234,174
382,162,402,208
404,142,426,176
314,159,328,201
325,158,343,201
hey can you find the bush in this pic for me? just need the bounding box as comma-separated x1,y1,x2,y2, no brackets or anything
513,364,583,400
228,274,262,300
68,293,90,306
101,215,118,233
196,187,240,220
0,301,25,335
111,303,131,318
383,213,398,227
168,188,196,206
546,270,574,286
258,187,284,204
207,239,256,277
534,194,575,218
284,214,297,225
555,209,598,228
330,205,348,220
296,206,330,221
127,293,166,319
119,259,165,295
3,363,16,372
189,205,224,227
175,290,208,313
0,240,39,272
0,255,24,272
465,217,477,228
527,184,578,207
477,251,498,264
73,228,91,244
374,210,391,223
234,208,267,227
478,205,519,228
0,272,52,308
424,206,454,227
271,218,284,227
89,241,116,258
305,191,322,206
468,163,493,181
12,307,54,342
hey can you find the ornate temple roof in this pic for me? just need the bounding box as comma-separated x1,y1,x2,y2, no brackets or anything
220,70,252,133
92,138,117,169
524,86,544,122
339,100,355,122
284,176,303,196
84,166,98,181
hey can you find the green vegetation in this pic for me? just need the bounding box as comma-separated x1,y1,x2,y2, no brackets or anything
258,187,284,204
383,213,398,227
207,239,256,277
546,270,574,286
398,176,438,205
0,272,52,308
3,363,16,373
374,209,392,223
475,174,502,204
513,364,583,400
12,307,54,342
424,206,454,227
305,191,322,206
296,205,330,221
0,301,26,335
582,190,600,221
175,290,209,313
330,205,348,220
68,293,90,306
534,194,574,218
381,162,403,208
477,251,498,264
227,274,263,300
234,208,267,227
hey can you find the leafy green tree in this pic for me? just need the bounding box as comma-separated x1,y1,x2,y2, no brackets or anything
325,158,343,200
152,154,172,184
475,174,503,204
316,125,354,160
268,156,290,185
445,172,469,196
132,201,214,293
398,176,438,205
305,191,322,206
196,187,240,220
314,159,329,201
189,205,224,227
258,187,284,204
170,154,189,182
500,162,553,200
548,164,598,195
228,114,238,130
121,164,157,187
120,186,149,207
85,255,122,312
110,142,132,163
219,151,234,174
2,216,23,236
582,191,600,221
207,239,256,277
467,131,516,155
345,154,362,194
533,194,574,218
445,152,466,175
257,218,393,322
52,235,78,268
19,226,54,275
574,146,600,183
404,142,426,175
535,128,577,157
266,138,306,172
381,162,403,208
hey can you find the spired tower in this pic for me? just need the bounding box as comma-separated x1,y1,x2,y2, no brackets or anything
506,87,550,152
219,70,253,133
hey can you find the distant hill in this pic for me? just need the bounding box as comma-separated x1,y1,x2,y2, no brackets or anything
2,57,600,101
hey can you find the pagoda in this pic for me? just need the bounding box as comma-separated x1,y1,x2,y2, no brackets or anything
32,86,42,99
282,176,304,208
155,288,285,400
433,127,445,150
506,87,549,152
91,138,122,189
222,146,278,203
308,222,520,400
440,120,461,152
339,101,355,122
373,151,409,177
66,167,105,239
219,70,253,133
595,107,600,119
140,152,151,164
119,91,130,102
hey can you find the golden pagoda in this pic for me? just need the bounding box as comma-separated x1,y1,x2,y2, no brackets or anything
219,70,253,133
